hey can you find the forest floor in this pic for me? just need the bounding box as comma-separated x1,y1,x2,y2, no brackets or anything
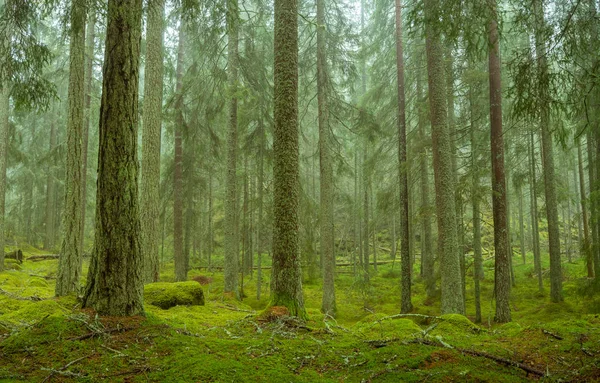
1,246,600,382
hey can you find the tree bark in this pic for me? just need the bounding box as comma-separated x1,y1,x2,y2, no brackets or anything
44,116,57,251
317,0,336,316
56,0,86,296
224,0,240,294
530,131,544,292
140,0,165,283
578,139,593,277
173,16,186,282
395,0,411,313
534,0,563,302
270,0,306,318
82,0,144,316
488,0,511,322
80,11,96,255
423,0,464,314
470,84,482,323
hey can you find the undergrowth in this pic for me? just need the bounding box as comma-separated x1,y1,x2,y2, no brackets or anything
0,246,599,382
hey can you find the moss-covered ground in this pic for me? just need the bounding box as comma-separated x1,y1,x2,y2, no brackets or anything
1,245,599,382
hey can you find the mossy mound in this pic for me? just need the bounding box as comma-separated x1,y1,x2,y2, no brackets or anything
429,314,481,338
353,313,422,339
144,281,205,309
498,321,523,336
0,299,65,324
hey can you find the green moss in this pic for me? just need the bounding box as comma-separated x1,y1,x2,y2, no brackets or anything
353,313,422,339
0,299,66,324
498,321,522,336
144,281,205,309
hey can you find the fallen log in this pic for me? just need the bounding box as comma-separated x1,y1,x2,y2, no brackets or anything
5,250,23,264
27,254,60,262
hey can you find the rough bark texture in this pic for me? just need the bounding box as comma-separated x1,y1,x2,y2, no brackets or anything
395,0,411,313
271,0,306,318
140,0,165,284
417,59,434,298
257,128,264,299
82,0,144,316
80,11,95,255
534,0,563,302
173,17,186,282
224,0,240,294
518,186,526,264
317,0,336,316
488,0,511,322
423,0,464,314
0,85,8,272
56,0,86,296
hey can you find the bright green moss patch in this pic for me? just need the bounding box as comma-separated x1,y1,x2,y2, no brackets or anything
498,321,523,336
353,313,422,339
144,281,205,309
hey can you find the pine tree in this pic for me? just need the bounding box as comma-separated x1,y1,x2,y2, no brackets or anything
56,0,86,296
395,0,411,313
270,0,306,318
488,0,511,322
423,0,464,314
82,0,144,316
224,0,240,295
140,0,165,283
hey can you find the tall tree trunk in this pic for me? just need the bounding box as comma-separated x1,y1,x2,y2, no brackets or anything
534,0,563,302
271,0,306,318
82,0,144,315
208,170,213,270
224,0,240,294
317,0,336,316
470,84,482,323
488,0,511,321
418,58,435,297
256,123,264,299
0,84,8,271
578,139,593,277
80,11,96,255
140,0,165,283
530,131,544,292
173,16,186,282
395,0,411,313
56,0,86,296
423,0,464,314
587,134,599,277
44,116,57,251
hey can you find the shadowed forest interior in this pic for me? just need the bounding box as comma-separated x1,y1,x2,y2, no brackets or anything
1,0,600,381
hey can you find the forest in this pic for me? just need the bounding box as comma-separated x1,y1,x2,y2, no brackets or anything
0,0,599,381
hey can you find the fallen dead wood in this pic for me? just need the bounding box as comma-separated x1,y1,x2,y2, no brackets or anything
542,329,563,340
27,254,60,262
41,354,93,382
406,338,545,377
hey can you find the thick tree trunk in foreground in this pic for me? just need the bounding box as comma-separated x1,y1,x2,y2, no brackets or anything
82,0,144,316
224,0,240,294
395,0,412,313
534,0,563,302
173,17,186,282
488,0,511,322
423,0,464,314
56,0,86,296
270,0,306,318
140,0,165,283
317,0,336,316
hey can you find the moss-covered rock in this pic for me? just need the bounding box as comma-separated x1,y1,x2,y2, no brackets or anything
429,314,481,338
0,299,65,324
498,321,522,336
144,281,205,309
